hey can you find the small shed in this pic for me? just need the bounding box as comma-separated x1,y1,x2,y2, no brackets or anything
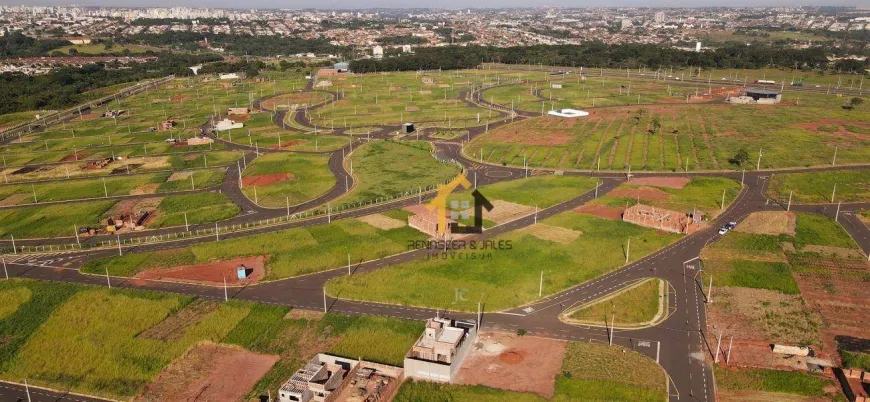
334,62,349,73
743,89,782,104
403,123,415,133
237,265,249,279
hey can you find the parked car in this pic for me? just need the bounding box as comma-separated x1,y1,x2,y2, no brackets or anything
725,221,737,230
718,226,729,235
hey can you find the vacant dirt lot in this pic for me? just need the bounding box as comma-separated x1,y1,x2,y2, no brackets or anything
486,118,576,146
455,331,566,398
242,173,294,187
707,287,821,347
357,213,405,230
134,256,267,285
610,185,671,201
735,211,796,236
521,223,582,244
136,342,278,402
629,176,690,189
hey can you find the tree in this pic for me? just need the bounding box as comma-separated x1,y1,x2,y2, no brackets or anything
650,116,662,134
851,97,864,107
728,148,751,167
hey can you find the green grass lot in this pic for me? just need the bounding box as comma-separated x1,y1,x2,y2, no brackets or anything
308,70,493,129
702,212,858,293
0,200,114,238
83,210,426,279
213,110,347,152
483,76,689,112
714,366,838,399
395,341,666,402
0,279,422,400
568,278,663,326
793,212,858,249
324,314,423,366
467,92,870,171
326,211,681,311
0,169,225,205
767,169,870,204
148,192,240,228
53,43,154,55
449,175,600,209
593,176,742,217
3,73,306,160
241,152,335,208
339,140,462,206
701,259,800,294
0,111,39,131
0,191,238,238
842,350,870,371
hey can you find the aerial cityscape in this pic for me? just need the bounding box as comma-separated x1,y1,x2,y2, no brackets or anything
0,3,868,402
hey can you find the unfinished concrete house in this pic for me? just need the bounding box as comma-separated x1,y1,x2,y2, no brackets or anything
622,203,701,234
278,354,359,402
404,317,477,383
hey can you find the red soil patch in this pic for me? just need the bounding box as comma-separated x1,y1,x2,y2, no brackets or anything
270,140,304,150
228,114,249,122
137,343,278,402
796,119,870,140
60,151,87,162
629,176,690,189
610,186,671,201
134,256,267,285
171,95,188,102
499,349,525,364
574,204,624,220
488,118,574,146
242,172,294,187
456,331,566,399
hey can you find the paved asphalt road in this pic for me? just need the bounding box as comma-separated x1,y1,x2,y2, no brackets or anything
2,73,870,402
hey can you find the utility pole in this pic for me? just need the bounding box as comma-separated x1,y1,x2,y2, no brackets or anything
215,222,219,241
2,257,7,279
184,212,189,231
323,288,327,313
106,267,111,288
787,191,793,211
117,234,122,256
609,311,615,346
835,201,841,222
832,183,837,203
721,188,726,210
726,336,734,364
832,146,838,166
223,276,228,301
625,238,631,264
714,331,723,363
74,226,80,248
756,148,763,170
707,274,713,303
539,270,544,297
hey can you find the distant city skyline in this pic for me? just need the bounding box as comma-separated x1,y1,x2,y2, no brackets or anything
0,1,865,9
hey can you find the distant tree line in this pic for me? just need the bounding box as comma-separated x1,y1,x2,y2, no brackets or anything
126,32,349,57
0,53,222,114
349,42,866,74
0,32,70,57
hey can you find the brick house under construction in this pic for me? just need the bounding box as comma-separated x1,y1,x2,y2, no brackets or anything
622,203,702,234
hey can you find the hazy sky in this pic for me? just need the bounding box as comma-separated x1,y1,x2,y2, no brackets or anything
2,0,865,8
